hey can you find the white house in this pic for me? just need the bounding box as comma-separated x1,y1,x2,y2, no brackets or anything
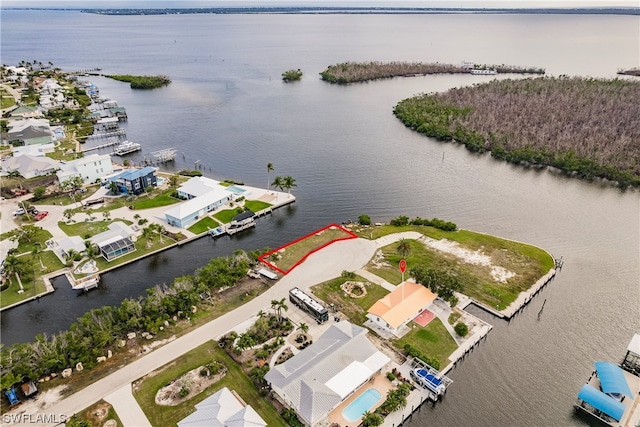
57,153,114,185
178,387,266,427
0,155,59,179
265,322,390,426
165,186,234,228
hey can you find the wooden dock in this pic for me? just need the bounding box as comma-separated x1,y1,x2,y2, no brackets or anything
66,272,100,291
81,138,121,152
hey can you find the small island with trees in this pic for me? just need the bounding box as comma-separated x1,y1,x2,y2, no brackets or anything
393,76,640,188
320,61,545,84
617,67,640,77
281,69,303,82
105,74,171,89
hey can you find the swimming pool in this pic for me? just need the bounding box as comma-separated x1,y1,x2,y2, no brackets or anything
342,388,382,422
226,185,246,194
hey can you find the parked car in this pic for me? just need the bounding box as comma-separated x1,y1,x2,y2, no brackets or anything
12,208,25,216
27,206,38,215
34,211,49,221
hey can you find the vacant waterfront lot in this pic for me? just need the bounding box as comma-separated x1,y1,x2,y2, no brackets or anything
263,225,356,273
361,225,554,310
394,318,458,369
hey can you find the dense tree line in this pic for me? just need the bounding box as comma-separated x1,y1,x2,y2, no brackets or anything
105,74,171,89
0,251,258,390
393,76,640,187
390,215,457,231
320,61,544,84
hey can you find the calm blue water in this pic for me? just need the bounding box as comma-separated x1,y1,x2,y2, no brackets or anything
1,10,639,427
343,388,382,422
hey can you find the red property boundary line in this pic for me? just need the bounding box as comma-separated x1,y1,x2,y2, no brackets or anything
258,223,358,275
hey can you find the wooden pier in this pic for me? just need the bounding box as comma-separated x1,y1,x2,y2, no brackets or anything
80,138,121,153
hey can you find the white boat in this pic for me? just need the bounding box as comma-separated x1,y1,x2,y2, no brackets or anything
470,69,497,75
113,140,142,156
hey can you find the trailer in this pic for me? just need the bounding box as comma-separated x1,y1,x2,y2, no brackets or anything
289,287,329,324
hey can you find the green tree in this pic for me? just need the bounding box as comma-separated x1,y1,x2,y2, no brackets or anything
3,255,25,293
358,214,372,225
271,176,284,192
454,321,469,337
266,162,274,190
63,209,74,223
362,411,384,427
108,181,119,195
102,210,111,222
32,186,46,201
396,238,412,259
31,242,45,270
61,175,84,198
141,226,155,249
282,176,297,194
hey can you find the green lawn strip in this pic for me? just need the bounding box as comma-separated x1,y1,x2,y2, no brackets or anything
66,400,123,427
187,217,221,235
1,95,16,109
132,192,181,209
0,258,50,308
58,220,133,240
392,317,458,368
0,227,53,254
243,200,271,213
92,236,176,272
213,208,241,224
362,225,554,309
272,227,355,272
311,275,389,325
133,341,285,427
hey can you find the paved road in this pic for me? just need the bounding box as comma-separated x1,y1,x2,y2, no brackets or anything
12,234,387,426
0,83,21,115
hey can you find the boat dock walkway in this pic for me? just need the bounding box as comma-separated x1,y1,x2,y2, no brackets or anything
65,272,100,291
81,139,121,153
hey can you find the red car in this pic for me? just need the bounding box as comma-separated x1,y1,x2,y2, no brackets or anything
34,211,49,221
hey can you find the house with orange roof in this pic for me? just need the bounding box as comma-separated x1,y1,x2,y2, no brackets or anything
366,281,436,337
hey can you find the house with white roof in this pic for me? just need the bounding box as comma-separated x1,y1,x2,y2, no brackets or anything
366,281,437,337
89,222,136,261
0,154,59,179
165,177,235,228
178,387,266,427
57,153,114,185
265,321,390,427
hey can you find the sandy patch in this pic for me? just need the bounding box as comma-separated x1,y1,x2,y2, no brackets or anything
155,365,226,406
4,385,67,416
419,236,516,283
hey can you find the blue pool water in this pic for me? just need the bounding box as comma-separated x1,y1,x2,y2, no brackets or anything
226,185,246,194
342,388,382,422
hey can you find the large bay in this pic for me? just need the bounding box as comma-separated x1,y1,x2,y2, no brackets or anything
1,10,639,426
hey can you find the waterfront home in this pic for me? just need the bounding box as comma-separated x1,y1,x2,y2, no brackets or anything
164,185,234,228
7,105,43,120
107,166,157,195
89,222,136,261
6,118,53,144
0,154,59,179
366,281,436,338
177,387,266,427
176,176,226,199
12,143,55,158
57,153,114,185
265,321,390,427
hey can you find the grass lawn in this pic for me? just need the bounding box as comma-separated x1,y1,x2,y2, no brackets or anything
363,225,554,310
187,217,220,235
132,191,181,209
58,219,133,240
268,226,356,273
1,94,16,109
243,200,271,213
67,400,123,427
311,275,389,325
213,208,242,224
393,317,458,368
0,227,53,254
133,341,285,427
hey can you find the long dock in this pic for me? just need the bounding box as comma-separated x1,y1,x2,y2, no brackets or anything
81,138,121,153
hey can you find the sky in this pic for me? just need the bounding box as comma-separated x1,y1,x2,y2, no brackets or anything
2,0,639,8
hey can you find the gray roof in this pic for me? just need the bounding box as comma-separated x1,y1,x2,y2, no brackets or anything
265,322,390,426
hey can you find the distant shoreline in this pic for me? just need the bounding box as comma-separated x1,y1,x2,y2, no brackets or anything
2,7,639,17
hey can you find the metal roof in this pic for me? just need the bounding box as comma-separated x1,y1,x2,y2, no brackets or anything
628,334,640,356
111,166,156,182
577,384,626,422
595,361,634,398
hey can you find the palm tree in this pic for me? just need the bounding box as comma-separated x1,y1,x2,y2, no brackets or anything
102,211,111,222
266,162,274,190
297,322,309,339
257,309,266,319
396,238,412,259
275,297,289,322
3,255,25,293
63,209,74,223
361,411,384,427
282,176,297,195
32,242,45,270
141,226,155,249
271,176,284,200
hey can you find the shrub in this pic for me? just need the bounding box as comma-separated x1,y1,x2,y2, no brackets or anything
390,215,410,226
358,214,372,225
386,371,396,381
341,270,356,279
454,321,469,337
402,343,440,370
179,385,189,397
282,69,303,82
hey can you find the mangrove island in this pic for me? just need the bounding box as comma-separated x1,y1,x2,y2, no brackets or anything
105,74,172,89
